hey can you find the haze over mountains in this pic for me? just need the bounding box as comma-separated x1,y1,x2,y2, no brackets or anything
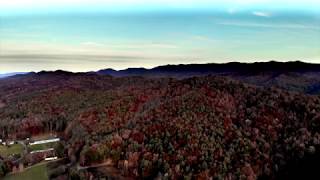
98,61,320,76
0,72,27,79
96,61,320,94
4,61,320,94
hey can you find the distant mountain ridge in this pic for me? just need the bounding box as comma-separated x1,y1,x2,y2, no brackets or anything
2,61,320,94
96,61,320,94
0,72,27,78
97,61,320,77
4,61,319,78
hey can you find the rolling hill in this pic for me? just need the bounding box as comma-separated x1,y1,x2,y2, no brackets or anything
0,67,319,179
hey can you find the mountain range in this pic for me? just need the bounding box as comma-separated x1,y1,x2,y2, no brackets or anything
0,63,319,179
0,72,27,79
96,61,320,94
1,61,320,179
97,61,320,76
4,61,319,94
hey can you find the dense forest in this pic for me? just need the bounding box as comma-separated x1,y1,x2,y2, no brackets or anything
0,71,320,179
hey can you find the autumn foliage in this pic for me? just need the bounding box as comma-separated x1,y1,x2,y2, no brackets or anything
0,72,320,179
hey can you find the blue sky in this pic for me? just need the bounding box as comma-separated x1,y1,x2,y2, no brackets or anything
0,0,319,73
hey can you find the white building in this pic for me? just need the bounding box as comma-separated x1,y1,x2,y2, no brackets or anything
45,157,58,161
8,141,14,145
30,148,55,154
29,138,60,145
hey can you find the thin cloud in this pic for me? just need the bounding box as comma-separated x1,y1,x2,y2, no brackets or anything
0,54,146,63
218,21,320,30
79,42,178,49
192,35,210,41
81,42,106,47
252,11,271,17
227,8,237,14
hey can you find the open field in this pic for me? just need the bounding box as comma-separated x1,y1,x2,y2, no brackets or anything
3,162,48,180
0,144,23,157
29,142,57,151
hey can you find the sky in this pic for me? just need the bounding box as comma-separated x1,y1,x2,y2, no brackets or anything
0,0,320,73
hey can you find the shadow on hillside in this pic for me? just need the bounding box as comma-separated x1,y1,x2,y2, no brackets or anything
275,151,320,180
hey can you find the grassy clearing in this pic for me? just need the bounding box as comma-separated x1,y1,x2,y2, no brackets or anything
29,142,57,151
0,144,23,157
3,162,48,180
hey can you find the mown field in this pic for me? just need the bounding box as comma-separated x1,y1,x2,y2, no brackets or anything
28,142,57,151
0,144,23,157
3,162,48,180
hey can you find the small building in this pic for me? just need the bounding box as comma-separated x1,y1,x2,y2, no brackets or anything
8,141,15,145
30,148,55,154
2,140,15,146
29,138,60,145
45,156,58,161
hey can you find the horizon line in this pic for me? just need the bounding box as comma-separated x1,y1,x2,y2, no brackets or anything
1,60,319,74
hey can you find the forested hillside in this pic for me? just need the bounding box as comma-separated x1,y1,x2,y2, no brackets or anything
0,72,320,179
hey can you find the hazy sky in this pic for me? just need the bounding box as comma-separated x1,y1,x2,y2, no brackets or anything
0,0,320,73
